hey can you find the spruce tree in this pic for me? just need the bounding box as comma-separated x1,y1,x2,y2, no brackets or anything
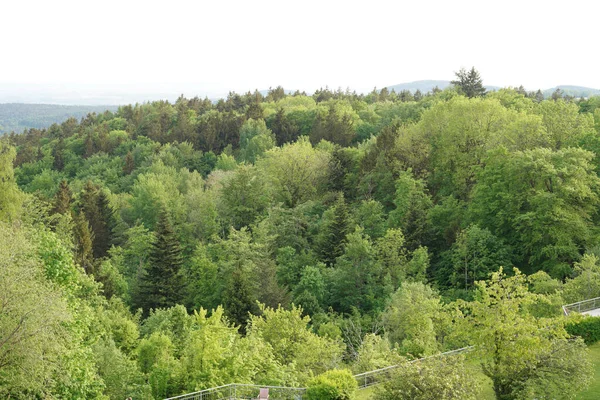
451,67,486,98
140,209,184,312
318,193,352,266
73,212,95,274
79,181,114,259
52,180,72,215
123,151,135,175
223,269,259,334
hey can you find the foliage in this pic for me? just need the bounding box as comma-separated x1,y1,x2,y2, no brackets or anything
566,317,600,345
375,355,482,400
305,369,358,400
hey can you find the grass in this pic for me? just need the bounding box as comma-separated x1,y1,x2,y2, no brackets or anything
354,342,600,399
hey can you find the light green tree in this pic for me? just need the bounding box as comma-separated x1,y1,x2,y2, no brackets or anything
462,268,593,400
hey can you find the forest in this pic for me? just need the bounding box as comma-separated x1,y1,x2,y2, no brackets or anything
3,69,600,399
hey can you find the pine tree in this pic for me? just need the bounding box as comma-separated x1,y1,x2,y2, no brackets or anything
79,181,114,259
123,151,135,175
52,180,72,215
139,209,184,312
451,67,486,98
318,193,352,266
52,137,65,171
223,269,259,334
73,212,95,274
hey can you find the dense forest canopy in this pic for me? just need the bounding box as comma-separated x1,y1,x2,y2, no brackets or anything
3,72,600,399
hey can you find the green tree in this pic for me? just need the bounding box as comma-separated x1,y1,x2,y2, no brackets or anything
52,179,73,215
451,67,486,98
450,225,512,290
376,355,481,400
79,181,115,259
318,193,353,266
382,282,442,357
0,142,23,221
462,268,593,400
469,147,600,278
139,209,184,312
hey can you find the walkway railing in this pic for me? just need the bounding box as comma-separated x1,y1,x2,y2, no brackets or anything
164,384,306,400
354,346,474,389
165,346,474,399
562,297,600,316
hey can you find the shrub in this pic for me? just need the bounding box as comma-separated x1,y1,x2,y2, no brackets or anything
305,369,358,400
566,317,600,344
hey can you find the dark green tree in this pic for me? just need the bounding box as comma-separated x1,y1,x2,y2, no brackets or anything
52,137,65,171
318,194,353,266
73,212,95,274
52,180,73,215
140,209,184,312
79,181,114,259
123,151,135,175
451,67,486,98
223,269,260,334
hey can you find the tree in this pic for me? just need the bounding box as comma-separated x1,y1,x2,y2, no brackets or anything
257,137,330,207
451,67,486,98
382,282,442,357
52,180,73,215
123,151,135,175
318,193,353,266
139,209,184,312
0,142,23,221
462,268,593,400
376,355,481,400
469,147,600,278
73,212,95,274
450,225,512,291
79,181,115,259
223,269,260,333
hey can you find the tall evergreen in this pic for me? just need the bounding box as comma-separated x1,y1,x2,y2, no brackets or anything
451,67,486,98
79,181,114,259
73,212,95,274
123,151,135,175
318,193,352,266
52,180,72,215
139,209,184,312
223,269,259,334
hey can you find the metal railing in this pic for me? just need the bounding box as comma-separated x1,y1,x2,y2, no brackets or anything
562,296,600,316
353,346,474,389
165,384,306,400
166,346,474,399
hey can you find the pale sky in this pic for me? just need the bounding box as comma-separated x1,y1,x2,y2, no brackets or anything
1,0,599,98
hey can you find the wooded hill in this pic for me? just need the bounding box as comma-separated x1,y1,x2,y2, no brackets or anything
3,75,600,399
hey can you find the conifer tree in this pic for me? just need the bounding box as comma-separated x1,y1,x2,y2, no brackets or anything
79,181,114,259
73,212,95,274
451,67,486,98
223,269,259,334
318,193,352,266
52,180,73,215
139,209,184,312
123,151,135,175
52,137,65,171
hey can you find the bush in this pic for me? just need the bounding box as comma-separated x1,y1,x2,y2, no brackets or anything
566,317,600,344
305,369,358,400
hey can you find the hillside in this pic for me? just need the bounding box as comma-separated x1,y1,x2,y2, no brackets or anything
543,85,600,98
0,103,119,134
2,85,600,399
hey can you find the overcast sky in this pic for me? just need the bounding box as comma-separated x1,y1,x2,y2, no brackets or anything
2,0,599,97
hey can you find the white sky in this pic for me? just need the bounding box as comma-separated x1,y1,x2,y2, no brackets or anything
1,0,599,97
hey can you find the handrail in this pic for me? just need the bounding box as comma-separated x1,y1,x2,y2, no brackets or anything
562,296,600,316
164,383,306,400
165,346,474,399
353,345,474,389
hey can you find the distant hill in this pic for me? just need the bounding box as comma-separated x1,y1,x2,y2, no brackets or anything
386,80,600,98
387,80,501,94
0,103,119,134
542,85,600,98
